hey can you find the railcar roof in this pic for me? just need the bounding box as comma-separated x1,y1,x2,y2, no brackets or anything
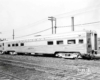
0,30,96,43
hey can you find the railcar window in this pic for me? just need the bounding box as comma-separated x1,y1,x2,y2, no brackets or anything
68,39,76,44
79,39,83,44
3,43,4,46
88,45,91,48
12,44,15,47
87,38,91,43
8,44,10,47
47,41,53,45
57,40,63,45
16,43,18,46
20,43,24,46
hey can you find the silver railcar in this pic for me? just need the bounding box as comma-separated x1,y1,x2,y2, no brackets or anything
0,30,98,59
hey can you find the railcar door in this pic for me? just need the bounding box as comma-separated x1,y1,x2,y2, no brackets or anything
90,31,97,54
0,43,4,54
94,33,98,53
87,33,92,54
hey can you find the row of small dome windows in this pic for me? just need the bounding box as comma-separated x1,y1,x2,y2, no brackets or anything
8,43,24,47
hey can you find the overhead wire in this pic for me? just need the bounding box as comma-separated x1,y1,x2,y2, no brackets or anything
14,5,100,33
4,3,100,40
75,21,100,26
57,21,100,28
6,20,100,40
1,18,48,33
53,3,100,19
10,3,100,33
4,4,100,33
17,18,48,29
13,28,51,39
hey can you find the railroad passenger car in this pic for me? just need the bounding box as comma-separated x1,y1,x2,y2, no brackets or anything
0,30,98,59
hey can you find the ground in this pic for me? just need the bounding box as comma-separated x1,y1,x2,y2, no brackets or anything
0,55,100,80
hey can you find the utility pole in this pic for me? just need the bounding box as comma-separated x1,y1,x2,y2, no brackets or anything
48,16,54,34
13,29,15,40
54,18,57,34
71,17,74,31
48,16,57,34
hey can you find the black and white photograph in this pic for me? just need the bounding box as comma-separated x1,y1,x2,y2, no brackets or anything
0,0,100,80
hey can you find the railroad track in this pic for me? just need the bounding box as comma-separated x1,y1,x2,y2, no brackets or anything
0,55,100,80
0,71,24,80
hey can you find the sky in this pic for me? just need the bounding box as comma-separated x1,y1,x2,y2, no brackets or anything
0,0,100,40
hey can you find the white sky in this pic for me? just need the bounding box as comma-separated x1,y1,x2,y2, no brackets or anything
0,0,100,40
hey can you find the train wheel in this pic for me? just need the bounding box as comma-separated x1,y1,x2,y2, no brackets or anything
31,53,36,55
55,53,59,57
0,51,3,54
55,52,65,58
9,52,12,55
10,51,17,55
13,52,17,55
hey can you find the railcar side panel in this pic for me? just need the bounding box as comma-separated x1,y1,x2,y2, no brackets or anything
3,36,87,54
